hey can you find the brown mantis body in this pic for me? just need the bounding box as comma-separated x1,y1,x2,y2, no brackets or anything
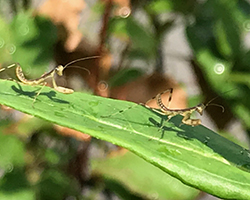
0,56,99,103
103,87,225,128
144,88,224,126
14,63,75,94
145,88,204,126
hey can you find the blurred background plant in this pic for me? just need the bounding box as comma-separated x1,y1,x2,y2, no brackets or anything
0,0,250,199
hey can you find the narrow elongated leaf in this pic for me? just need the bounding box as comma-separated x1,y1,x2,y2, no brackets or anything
92,151,199,199
0,79,250,199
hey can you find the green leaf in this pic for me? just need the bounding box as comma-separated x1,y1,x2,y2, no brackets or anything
195,49,233,90
147,0,173,14
0,79,250,199
213,1,242,59
0,189,34,200
92,151,198,199
109,16,156,59
126,17,156,58
108,17,129,39
0,11,57,78
0,16,13,63
37,169,79,200
0,132,25,170
237,0,250,17
0,167,29,191
108,68,144,87
214,20,233,58
186,0,246,60
0,167,34,200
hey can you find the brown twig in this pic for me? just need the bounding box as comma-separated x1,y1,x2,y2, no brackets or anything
94,0,113,95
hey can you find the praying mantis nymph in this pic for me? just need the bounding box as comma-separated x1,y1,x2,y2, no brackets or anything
102,87,225,127
0,56,99,103
144,88,225,126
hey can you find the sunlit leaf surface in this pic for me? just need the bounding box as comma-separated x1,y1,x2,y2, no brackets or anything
0,79,250,199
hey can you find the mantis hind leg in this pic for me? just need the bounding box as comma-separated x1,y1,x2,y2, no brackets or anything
145,88,173,108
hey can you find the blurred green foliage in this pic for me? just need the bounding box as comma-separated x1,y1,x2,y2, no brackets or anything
1,0,250,199
0,11,57,77
184,0,250,130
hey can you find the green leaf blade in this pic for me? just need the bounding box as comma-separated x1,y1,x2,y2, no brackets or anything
0,79,250,199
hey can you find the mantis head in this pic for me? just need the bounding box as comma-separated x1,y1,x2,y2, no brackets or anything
195,104,206,115
55,65,64,76
55,56,100,77
194,98,225,117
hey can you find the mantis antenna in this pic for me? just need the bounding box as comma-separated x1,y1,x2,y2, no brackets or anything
55,55,100,76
